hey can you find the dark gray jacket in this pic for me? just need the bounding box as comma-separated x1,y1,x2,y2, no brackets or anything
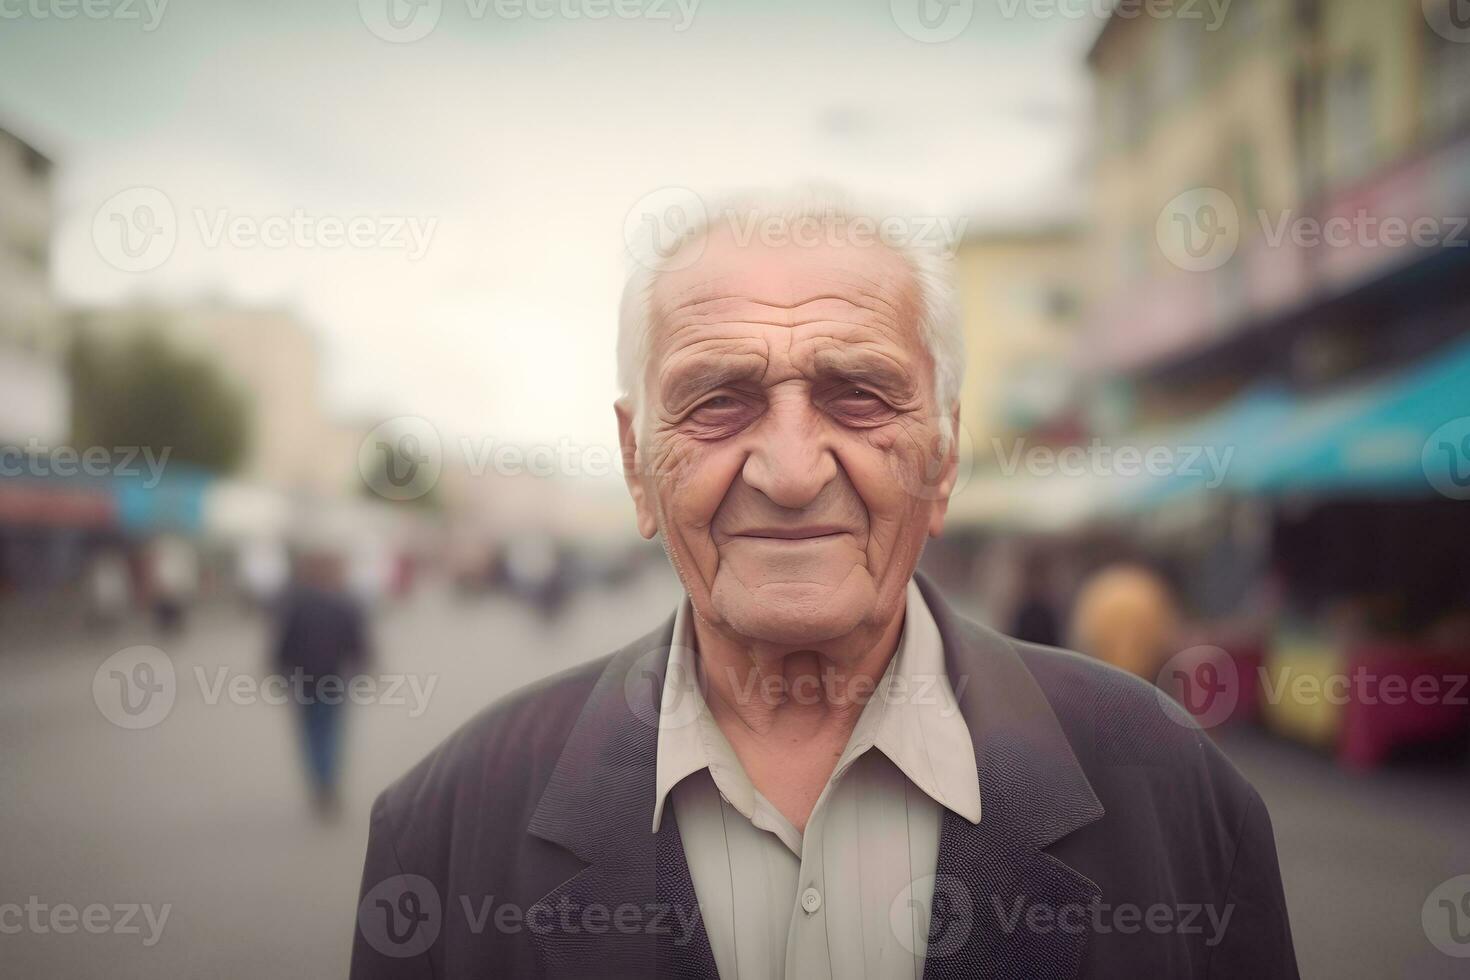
350,576,1298,979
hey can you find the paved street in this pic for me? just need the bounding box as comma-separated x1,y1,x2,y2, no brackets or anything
2,568,1468,978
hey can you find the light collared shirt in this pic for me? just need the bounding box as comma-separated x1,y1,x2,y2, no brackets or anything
652,580,981,980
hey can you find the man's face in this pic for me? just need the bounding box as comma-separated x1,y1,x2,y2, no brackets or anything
617,225,958,649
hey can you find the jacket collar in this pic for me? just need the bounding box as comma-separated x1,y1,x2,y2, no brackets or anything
526,573,1105,979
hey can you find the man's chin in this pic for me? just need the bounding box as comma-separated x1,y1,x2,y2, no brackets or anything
709,575,875,646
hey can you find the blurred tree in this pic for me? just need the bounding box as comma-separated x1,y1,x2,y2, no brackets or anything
68,323,249,475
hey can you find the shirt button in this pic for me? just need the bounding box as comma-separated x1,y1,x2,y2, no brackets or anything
801,887,822,914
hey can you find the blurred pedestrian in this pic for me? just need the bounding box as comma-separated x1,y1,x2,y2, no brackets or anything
273,550,370,819
239,538,289,612
1069,562,1180,680
1009,553,1060,647
86,547,132,630
148,534,198,634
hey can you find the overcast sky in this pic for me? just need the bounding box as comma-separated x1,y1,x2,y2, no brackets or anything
1,0,1099,449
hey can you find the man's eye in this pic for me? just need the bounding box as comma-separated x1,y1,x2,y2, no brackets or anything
833,388,890,413
687,395,749,426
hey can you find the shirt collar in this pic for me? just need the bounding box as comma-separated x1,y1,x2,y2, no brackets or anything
651,579,980,833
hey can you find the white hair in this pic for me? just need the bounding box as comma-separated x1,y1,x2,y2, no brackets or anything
616,185,965,424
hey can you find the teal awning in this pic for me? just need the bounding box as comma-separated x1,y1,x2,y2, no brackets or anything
1232,335,1470,497
1111,386,1294,511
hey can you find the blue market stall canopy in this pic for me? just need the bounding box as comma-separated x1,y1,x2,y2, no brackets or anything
1110,386,1296,512
1232,335,1470,497
1110,334,1470,509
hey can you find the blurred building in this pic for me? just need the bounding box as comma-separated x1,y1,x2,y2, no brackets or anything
952,225,1083,459
1080,0,1470,763
77,303,364,499
0,123,66,445
0,122,87,602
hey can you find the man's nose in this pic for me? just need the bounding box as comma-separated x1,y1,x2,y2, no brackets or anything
739,401,839,509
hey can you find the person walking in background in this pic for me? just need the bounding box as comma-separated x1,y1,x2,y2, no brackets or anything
148,534,199,634
1069,562,1180,680
273,550,370,820
1009,553,1061,647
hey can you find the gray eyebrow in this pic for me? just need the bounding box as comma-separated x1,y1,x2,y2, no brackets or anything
659,357,766,409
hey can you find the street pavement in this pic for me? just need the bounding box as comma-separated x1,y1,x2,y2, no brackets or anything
2,567,1468,978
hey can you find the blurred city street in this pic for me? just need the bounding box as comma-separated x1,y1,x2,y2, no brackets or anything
4,565,1469,979
2,5,1470,973
0,567,685,980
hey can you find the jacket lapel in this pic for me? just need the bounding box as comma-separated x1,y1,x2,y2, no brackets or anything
526,578,1104,980
917,576,1105,980
525,622,720,980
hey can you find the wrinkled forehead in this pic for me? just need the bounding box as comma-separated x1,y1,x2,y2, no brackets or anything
646,225,925,353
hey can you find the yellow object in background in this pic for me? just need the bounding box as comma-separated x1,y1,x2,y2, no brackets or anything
1260,634,1344,751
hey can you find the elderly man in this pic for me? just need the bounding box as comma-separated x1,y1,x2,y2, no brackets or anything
350,191,1298,979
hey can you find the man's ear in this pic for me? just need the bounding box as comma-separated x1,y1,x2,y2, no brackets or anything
928,403,962,539
615,398,658,540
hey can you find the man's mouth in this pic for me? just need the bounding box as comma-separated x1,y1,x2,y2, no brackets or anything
732,525,853,541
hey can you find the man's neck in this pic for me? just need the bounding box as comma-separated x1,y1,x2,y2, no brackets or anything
690,605,906,740
687,605,906,831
